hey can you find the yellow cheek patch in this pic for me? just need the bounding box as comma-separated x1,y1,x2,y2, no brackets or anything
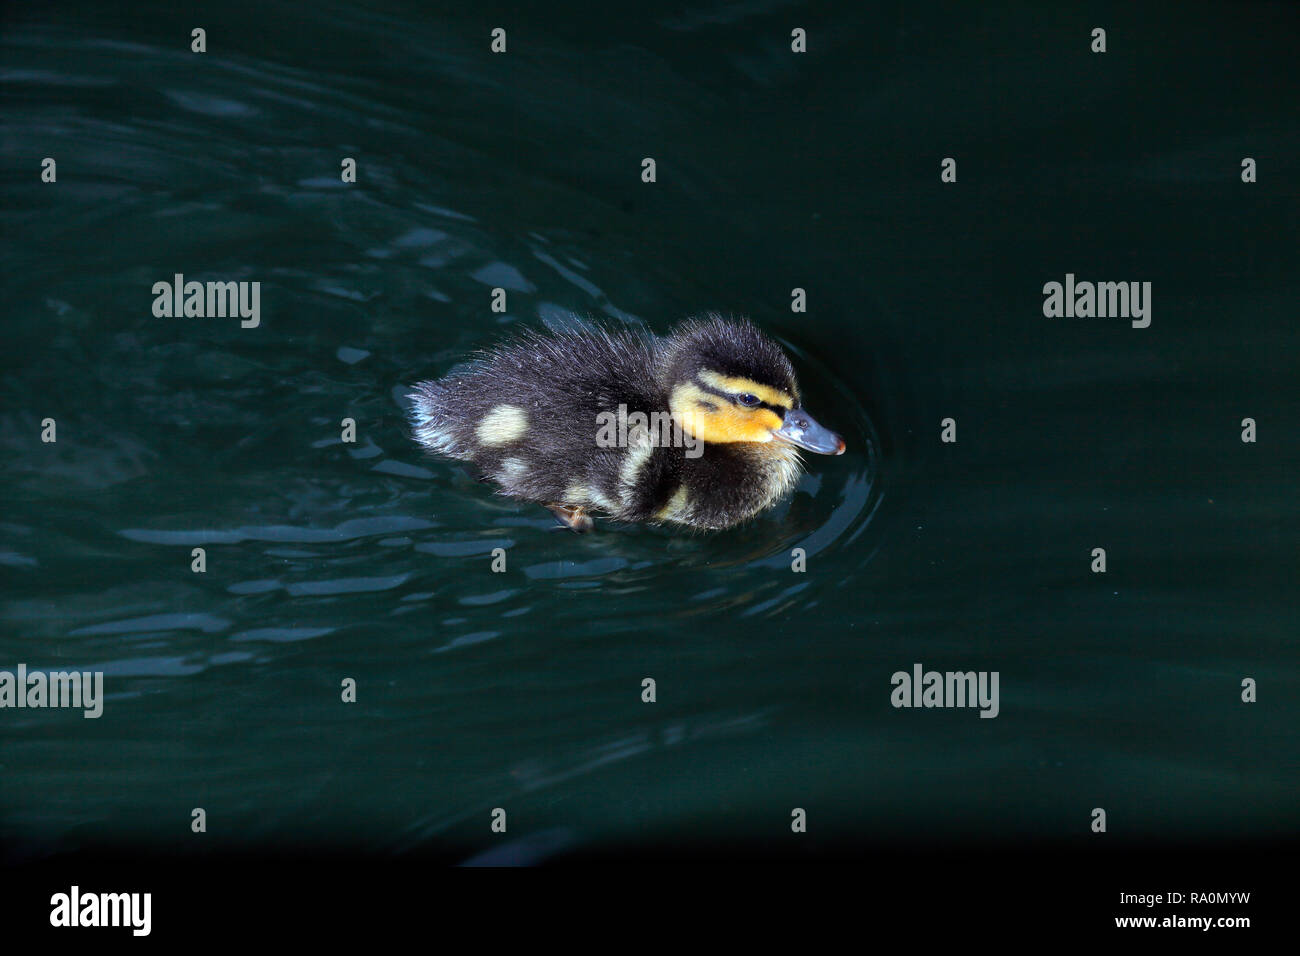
671,384,782,444
476,404,528,445
696,370,794,409
704,405,783,443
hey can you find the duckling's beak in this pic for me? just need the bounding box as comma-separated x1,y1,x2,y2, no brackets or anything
773,408,846,455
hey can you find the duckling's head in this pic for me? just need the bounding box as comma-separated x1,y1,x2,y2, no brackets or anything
662,316,846,455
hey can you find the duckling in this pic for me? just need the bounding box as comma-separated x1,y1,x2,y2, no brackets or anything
407,315,845,532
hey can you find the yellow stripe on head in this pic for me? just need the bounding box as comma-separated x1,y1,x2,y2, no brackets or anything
696,370,794,409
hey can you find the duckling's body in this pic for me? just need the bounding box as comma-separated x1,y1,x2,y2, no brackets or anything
408,316,844,531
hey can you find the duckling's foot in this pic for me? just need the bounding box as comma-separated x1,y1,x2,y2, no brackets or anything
546,503,593,534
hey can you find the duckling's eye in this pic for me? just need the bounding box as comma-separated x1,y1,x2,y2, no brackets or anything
736,393,761,408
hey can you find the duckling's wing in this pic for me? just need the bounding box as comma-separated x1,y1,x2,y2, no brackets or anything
407,325,664,499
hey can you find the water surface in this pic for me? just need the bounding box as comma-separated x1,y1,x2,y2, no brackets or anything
2,1,1297,860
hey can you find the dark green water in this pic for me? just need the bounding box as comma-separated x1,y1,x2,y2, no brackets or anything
2,1,1296,863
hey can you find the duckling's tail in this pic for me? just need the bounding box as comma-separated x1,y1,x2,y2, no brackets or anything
407,379,466,459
